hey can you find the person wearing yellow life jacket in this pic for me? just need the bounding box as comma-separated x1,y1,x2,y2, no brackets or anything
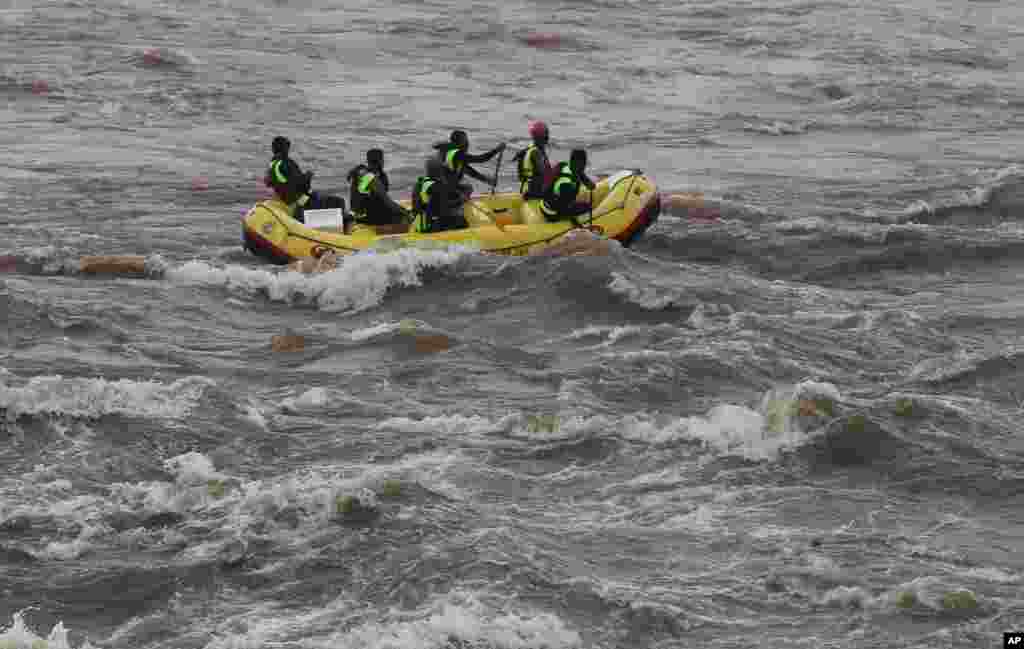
264,136,347,226
265,136,313,218
514,121,554,199
265,136,312,199
346,149,410,226
409,157,464,233
537,149,596,226
265,136,303,187
432,130,506,202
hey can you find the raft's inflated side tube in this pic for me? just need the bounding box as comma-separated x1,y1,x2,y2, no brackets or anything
240,172,661,263
241,203,293,265
588,171,661,247
620,192,661,247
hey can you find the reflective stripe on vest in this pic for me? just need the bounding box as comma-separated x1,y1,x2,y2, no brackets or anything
444,148,462,174
419,179,435,206
521,145,536,177
271,159,288,184
552,162,577,196
553,176,575,195
518,144,537,193
357,172,375,195
412,178,437,233
543,163,577,214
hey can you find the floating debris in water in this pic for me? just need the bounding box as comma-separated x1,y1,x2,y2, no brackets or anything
894,398,914,417
942,590,978,611
895,591,916,609
382,480,401,498
271,334,305,353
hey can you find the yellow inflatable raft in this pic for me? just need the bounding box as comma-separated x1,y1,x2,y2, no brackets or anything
241,170,660,264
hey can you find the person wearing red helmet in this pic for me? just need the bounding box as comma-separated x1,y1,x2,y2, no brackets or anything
514,121,553,200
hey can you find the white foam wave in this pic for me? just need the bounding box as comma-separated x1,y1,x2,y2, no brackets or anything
615,406,808,461
608,350,674,361
16,245,81,275
883,576,982,613
0,374,214,421
742,119,808,135
559,323,683,347
889,164,1022,222
565,325,616,340
901,199,934,219
0,612,94,649
379,382,840,461
280,387,330,413
38,521,109,561
3,448,467,565
163,451,224,487
821,585,873,609
687,302,734,328
907,349,975,383
774,219,899,246
959,566,1020,584
166,247,471,313
323,590,582,649
348,321,403,341
238,400,269,430
607,272,677,310
376,413,514,435
957,163,1022,207
773,217,827,234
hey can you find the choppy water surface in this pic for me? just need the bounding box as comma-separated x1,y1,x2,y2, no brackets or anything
2,0,1024,647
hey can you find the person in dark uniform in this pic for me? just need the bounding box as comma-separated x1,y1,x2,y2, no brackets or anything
346,149,409,226
432,129,506,201
537,149,596,226
264,136,346,226
410,157,465,233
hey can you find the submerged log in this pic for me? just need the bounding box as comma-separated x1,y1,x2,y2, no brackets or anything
271,334,305,352
78,255,148,275
664,193,705,210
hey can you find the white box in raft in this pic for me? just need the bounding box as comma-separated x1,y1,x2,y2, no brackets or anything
303,208,345,231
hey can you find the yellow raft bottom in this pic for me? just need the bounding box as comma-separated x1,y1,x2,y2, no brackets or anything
242,171,660,263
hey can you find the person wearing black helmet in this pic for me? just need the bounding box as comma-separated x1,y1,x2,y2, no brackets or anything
265,136,312,198
264,136,349,226
346,149,410,226
432,130,506,200
537,149,596,226
264,136,316,221
410,157,464,233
